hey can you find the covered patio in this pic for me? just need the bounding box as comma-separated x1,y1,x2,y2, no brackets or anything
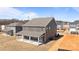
16,31,45,45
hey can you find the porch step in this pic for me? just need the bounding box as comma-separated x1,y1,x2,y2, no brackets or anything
23,39,42,45
16,39,23,41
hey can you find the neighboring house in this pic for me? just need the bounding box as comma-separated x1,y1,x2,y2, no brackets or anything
56,21,63,30
74,21,79,32
0,19,20,32
0,24,8,32
69,21,79,34
69,22,76,28
69,22,76,34
1,25,6,31
5,21,26,36
69,28,78,34
56,21,70,31
16,17,57,45
63,21,70,30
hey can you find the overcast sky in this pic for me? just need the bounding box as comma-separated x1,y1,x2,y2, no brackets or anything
0,7,79,22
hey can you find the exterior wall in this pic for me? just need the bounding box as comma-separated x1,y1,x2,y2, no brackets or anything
40,35,45,43
22,26,45,43
6,26,23,36
16,19,57,44
23,26,45,32
44,19,57,43
16,26,46,43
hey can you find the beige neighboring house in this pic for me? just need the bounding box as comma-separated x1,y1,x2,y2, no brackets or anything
16,17,57,45
63,22,70,30
1,25,6,31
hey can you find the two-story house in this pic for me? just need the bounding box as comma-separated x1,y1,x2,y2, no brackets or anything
16,17,57,45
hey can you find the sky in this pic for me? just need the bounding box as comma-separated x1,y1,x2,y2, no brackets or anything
0,7,79,22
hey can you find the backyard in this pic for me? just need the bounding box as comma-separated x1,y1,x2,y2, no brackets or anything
1,31,79,51
0,32,58,51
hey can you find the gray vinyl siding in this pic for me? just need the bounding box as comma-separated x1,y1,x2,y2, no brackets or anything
46,19,57,32
45,19,57,40
23,26,45,32
6,26,23,36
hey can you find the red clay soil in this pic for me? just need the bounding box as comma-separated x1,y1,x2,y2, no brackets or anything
59,34,79,51
49,34,79,51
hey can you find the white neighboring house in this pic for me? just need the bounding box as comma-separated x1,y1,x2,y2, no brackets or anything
1,25,6,31
57,25,62,30
69,22,78,34
56,21,63,30
69,28,78,34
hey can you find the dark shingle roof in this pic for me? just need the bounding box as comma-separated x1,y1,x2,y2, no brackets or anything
16,30,45,37
23,17,55,27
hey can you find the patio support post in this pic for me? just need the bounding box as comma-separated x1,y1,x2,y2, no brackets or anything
38,37,40,44
29,36,31,40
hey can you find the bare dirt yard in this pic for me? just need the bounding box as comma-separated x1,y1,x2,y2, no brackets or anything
0,32,57,51
2,31,78,51
59,34,79,51
49,33,79,51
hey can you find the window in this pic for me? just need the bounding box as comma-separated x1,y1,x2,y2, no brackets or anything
24,36,29,39
31,37,38,42
49,26,51,30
